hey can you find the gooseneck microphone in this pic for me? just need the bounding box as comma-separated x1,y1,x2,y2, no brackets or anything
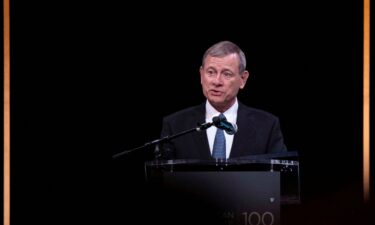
113,115,238,159
212,115,238,135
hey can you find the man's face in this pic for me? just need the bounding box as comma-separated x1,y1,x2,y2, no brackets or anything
200,53,249,111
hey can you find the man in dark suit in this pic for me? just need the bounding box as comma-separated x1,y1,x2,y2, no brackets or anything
160,40,287,160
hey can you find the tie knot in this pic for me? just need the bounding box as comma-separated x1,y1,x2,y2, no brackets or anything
219,113,226,120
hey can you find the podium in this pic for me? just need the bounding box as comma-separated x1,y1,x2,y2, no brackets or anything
144,156,300,225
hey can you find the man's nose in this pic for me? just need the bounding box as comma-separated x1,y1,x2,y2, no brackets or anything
212,74,223,84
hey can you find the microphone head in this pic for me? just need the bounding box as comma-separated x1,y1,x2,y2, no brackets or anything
212,115,238,135
226,123,238,135
212,115,225,125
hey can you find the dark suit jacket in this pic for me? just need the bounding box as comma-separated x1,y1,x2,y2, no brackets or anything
160,102,287,160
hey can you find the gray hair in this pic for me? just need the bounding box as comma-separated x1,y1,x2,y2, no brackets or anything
202,41,247,73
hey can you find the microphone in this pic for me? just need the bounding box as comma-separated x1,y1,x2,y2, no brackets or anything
212,115,238,135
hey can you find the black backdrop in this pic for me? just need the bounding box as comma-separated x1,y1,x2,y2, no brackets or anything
10,1,372,225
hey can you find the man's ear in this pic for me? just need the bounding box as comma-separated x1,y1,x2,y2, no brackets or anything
199,66,204,84
240,70,250,89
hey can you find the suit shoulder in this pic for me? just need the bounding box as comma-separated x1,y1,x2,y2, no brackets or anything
164,105,203,121
240,104,279,121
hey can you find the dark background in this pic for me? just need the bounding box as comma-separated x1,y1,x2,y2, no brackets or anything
10,0,373,224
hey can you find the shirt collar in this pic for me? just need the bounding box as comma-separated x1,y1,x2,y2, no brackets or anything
205,99,238,123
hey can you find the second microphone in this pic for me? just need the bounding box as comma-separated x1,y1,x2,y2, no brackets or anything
212,115,238,135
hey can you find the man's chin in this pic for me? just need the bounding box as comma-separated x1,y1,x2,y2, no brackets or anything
208,98,223,104
208,94,225,101
208,99,226,107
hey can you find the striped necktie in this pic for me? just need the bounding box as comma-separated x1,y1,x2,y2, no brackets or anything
212,114,226,159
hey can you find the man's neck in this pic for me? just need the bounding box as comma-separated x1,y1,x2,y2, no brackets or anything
210,99,236,113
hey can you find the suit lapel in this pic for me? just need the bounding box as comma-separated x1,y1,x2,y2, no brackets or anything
191,103,211,159
230,103,257,158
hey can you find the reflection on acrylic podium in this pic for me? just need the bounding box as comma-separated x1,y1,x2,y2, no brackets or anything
144,154,300,225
